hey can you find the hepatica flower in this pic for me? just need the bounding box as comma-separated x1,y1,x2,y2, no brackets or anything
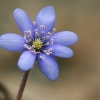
0,6,78,80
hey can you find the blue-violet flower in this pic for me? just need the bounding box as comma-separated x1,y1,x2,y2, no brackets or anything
0,6,78,80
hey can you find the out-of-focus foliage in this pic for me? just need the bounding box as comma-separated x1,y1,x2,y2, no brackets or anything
0,83,11,100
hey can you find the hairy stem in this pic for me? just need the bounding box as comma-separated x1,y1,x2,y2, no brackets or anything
16,70,30,100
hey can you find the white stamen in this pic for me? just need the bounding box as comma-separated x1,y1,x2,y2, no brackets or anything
49,48,52,51
28,30,31,34
24,31,27,34
40,56,44,60
26,40,30,43
32,45,35,48
24,44,31,50
52,28,56,33
35,32,39,36
40,25,45,29
50,39,54,44
33,21,36,26
47,32,51,35
46,42,49,45
34,29,38,32
43,50,46,53
46,35,49,39
24,36,26,40
37,52,40,54
41,31,45,34
42,36,45,41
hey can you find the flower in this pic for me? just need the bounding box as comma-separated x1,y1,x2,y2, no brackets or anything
0,6,78,80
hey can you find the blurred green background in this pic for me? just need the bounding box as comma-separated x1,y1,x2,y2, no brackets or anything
0,0,100,100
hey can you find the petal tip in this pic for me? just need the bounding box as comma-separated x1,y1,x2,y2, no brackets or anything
69,49,74,58
37,53,59,81
0,33,25,51
13,8,22,15
68,31,79,44
18,51,36,71
73,32,78,43
13,8,34,34
49,74,59,81
44,6,54,10
36,6,56,34
18,64,28,71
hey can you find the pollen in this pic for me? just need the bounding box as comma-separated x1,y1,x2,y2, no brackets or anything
33,39,43,50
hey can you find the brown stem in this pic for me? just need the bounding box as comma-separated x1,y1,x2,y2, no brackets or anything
16,70,30,100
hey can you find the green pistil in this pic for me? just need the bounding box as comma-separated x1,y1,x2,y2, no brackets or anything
33,39,43,50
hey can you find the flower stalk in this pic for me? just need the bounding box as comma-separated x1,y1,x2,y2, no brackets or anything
16,70,30,100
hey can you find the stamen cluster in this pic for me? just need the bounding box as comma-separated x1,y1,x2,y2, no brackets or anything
24,21,56,59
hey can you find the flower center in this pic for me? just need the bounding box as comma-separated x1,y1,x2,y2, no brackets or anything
33,39,43,50
23,22,56,60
